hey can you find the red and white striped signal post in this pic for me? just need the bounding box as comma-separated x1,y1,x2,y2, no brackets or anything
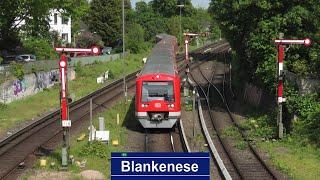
274,36,311,138
183,33,199,72
59,53,70,168
55,47,100,167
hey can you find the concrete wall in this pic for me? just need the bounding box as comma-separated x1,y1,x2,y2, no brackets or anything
286,71,320,95
69,53,122,66
0,53,125,104
243,83,263,106
233,71,319,109
0,69,75,104
241,83,275,108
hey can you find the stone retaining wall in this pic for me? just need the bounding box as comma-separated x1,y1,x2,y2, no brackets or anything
0,69,75,104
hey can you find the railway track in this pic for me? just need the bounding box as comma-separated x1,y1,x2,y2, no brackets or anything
189,54,279,179
0,41,228,179
144,127,183,152
188,48,237,180
143,41,230,154
0,71,138,179
143,119,190,153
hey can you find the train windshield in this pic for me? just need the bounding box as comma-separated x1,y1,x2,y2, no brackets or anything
142,81,174,102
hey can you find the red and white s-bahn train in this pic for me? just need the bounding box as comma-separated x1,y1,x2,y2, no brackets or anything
135,34,181,128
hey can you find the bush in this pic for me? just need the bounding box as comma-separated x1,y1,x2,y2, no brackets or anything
0,102,7,110
11,62,24,80
75,61,83,75
76,32,103,48
78,141,108,158
108,70,114,79
126,23,146,53
21,37,55,60
286,90,320,145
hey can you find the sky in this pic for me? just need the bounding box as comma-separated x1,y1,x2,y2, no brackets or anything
131,0,210,9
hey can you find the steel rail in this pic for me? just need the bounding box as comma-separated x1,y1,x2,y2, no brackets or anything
196,58,278,179
0,71,138,179
188,72,237,180
177,120,191,152
0,41,228,179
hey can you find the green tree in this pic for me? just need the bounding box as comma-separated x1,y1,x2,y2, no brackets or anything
135,1,150,13
126,23,146,53
85,0,131,45
128,1,166,41
11,62,24,80
76,32,103,48
150,0,194,17
209,0,320,143
0,0,89,50
22,37,55,60
167,16,180,38
209,0,320,90
150,0,178,17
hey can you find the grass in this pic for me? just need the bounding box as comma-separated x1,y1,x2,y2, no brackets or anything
237,107,320,179
0,52,148,134
0,74,12,84
258,137,320,179
31,100,131,179
222,126,248,150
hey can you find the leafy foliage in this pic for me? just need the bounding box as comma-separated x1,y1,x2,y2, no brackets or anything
209,0,320,145
79,141,109,158
209,1,320,90
21,37,55,60
76,32,103,48
128,2,167,41
150,0,194,17
128,1,214,44
166,16,180,38
11,62,24,80
85,0,125,45
0,0,87,51
126,23,146,53
286,90,320,145
0,102,7,110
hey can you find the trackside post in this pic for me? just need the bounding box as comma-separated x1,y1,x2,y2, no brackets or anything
54,46,100,168
274,35,311,139
59,53,70,168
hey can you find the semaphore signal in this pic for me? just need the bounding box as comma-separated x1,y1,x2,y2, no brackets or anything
274,36,312,139
274,38,312,46
54,46,101,55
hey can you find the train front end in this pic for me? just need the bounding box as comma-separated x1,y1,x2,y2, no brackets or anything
135,73,181,128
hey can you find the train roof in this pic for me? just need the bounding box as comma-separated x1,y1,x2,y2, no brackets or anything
140,35,177,75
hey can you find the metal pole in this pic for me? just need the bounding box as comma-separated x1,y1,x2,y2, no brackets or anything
179,6,182,46
277,33,284,139
59,54,70,168
185,36,190,85
122,0,127,102
192,89,196,138
90,98,93,142
185,36,189,64
177,4,184,46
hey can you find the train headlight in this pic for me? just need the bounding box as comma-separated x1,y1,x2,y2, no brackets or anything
141,104,145,108
169,104,174,108
141,104,148,108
